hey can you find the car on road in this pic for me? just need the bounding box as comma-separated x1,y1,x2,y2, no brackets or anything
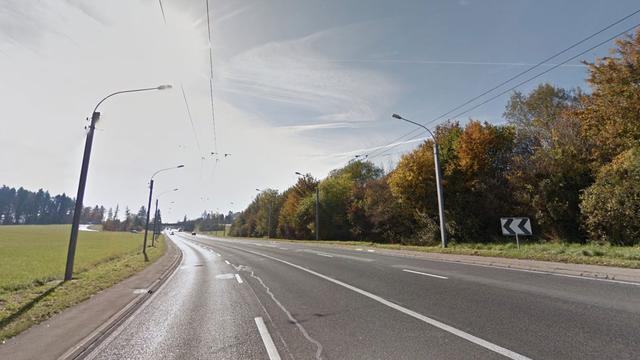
191,232,196,235
170,231,174,235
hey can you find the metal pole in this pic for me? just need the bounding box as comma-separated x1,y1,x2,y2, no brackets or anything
315,187,320,241
433,143,448,248
64,111,100,281
152,198,159,246
516,234,520,249
267,201,272,239
142,179,154,261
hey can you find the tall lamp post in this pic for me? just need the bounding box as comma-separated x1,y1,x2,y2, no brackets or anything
153,188,179,245
64,85,172,281
295,172,319,241
144,165,184,260
392,113,448,248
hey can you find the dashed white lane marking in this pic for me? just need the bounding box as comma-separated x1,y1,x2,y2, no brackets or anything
316,253,334,258
255,317,282,360
225,260,230,265
235,248,532,360
215,274,235,280
235,274,244,284
403,269,448,280
355,248,363,251
367,249,375,252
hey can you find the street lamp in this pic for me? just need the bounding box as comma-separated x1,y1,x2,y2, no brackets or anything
295,172,320,241
64,84,172,281
143,165,184,260
153,188,179,244
392,113,447,248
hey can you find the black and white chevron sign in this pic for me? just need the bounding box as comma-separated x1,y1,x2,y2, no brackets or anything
500,217,532,236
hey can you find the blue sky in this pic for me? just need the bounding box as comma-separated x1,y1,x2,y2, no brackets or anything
0,0,638,220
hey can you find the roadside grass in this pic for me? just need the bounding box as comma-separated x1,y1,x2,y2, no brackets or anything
200,230,226,237
0,225,166,341
225,236,640,269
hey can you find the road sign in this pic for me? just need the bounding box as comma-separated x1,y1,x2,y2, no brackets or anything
500,217,532,236
500,217,532,249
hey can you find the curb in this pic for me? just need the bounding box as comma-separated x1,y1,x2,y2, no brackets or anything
58,237,183,360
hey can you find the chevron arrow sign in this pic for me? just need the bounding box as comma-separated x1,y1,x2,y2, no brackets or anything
500,217,532,236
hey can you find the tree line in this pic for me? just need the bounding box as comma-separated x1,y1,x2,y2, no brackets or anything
229,31,640,246
0,185,152,232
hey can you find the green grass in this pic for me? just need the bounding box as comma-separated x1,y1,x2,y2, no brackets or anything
228,236,640,269
200,230,226,237
0,225,166,340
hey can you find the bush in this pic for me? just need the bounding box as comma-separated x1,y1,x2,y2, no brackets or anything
580,147,640,245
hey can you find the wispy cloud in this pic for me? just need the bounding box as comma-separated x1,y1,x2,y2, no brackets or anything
217,27,401,126
320,59,586,67
278,122,359,133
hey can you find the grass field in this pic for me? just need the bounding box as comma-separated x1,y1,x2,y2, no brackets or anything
229,236,640,269
0,225,166,340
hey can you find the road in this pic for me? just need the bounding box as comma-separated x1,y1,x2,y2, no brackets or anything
86,233,640,360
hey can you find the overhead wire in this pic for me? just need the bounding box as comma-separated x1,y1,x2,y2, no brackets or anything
364,8,640,161
205,0,219,158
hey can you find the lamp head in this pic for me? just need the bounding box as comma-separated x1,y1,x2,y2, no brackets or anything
392,113,403,120
157,84,173,90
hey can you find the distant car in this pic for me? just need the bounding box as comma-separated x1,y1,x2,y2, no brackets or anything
191,232,196,236
170,231,174,235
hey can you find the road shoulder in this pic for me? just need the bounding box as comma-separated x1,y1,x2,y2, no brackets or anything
0,237,181,360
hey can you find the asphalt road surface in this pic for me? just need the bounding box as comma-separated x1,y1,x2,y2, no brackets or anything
86,233,640,360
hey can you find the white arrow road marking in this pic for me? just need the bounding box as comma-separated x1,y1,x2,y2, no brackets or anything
403,269,448,279
255,317,281,360
235,274,243,284
236,247,532,360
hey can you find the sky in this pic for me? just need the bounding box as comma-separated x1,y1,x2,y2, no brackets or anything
0,0,638,222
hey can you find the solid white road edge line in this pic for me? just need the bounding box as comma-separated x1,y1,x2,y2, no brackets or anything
403,269,448,279
552,273,640,286
237,247,532,360
235,274,244,284
255,317,282,360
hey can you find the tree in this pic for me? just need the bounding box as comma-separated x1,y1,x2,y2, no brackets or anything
576,30,640,167
504,84,591,240
580,147,640,245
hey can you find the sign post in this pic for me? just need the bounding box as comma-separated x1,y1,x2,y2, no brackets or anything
500,217,532,249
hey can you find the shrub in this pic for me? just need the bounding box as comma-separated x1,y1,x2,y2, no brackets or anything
581,147,640,245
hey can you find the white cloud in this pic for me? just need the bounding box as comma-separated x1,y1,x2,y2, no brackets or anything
217,28,401,125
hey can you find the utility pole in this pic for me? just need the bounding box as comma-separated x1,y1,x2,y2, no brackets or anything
143,179,154,261
268,201,272,239
315,187,320,241
152,198,159,246
63,85,172,281
64,111,99,281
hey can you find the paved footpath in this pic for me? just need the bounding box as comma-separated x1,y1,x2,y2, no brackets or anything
0,238,181,360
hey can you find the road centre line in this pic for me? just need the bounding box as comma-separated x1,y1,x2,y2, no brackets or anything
403,269,448,279
235,274,244,284
223,245,532,360
255,317,282,360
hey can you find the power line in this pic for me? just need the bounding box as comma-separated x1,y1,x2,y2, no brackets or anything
158,0,167,24
180,84,203,154
205,0,219,157
370,22,640,162
365,8,640,160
